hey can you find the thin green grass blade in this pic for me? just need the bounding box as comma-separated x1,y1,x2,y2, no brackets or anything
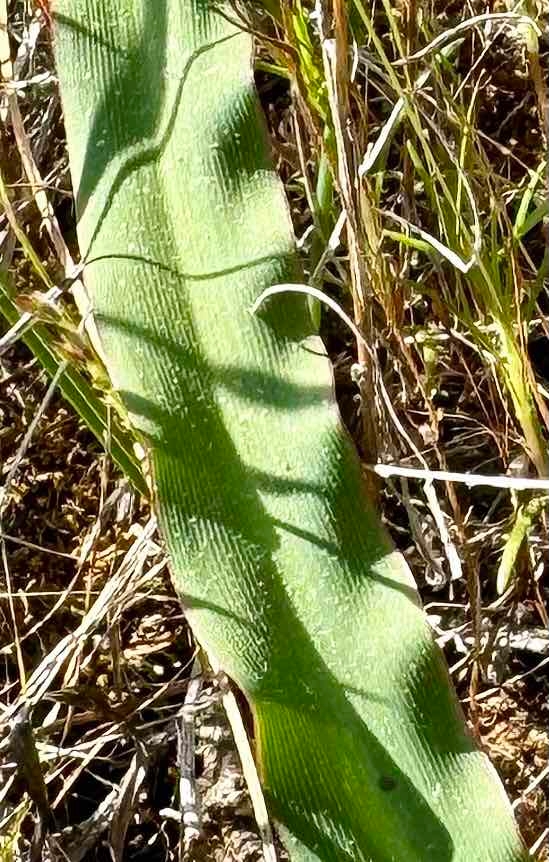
497,495,548,594
53,2,527,859
515,198,549,240
0,272,147,497
513,159,546,239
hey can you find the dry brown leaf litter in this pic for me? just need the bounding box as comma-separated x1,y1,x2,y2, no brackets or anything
0,1,548,860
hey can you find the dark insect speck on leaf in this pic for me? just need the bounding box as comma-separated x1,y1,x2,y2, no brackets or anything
379,775,397,792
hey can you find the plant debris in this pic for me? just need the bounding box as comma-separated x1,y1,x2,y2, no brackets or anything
0,1,548,860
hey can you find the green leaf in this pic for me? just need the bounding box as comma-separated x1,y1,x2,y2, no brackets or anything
497,495,548,595
53,2,527,859
513,159,547,239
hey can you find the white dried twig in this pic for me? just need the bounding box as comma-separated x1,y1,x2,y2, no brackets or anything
394,13,541,65
222,684,277,862
372,463,549,491
177,658,203,852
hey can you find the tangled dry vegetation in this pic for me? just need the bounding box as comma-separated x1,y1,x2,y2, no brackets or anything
0,1,548,860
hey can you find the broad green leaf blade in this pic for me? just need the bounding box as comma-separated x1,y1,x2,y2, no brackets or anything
0,272,147,497
53,2,527,859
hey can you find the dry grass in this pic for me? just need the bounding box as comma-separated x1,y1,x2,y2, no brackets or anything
0,1,548,860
